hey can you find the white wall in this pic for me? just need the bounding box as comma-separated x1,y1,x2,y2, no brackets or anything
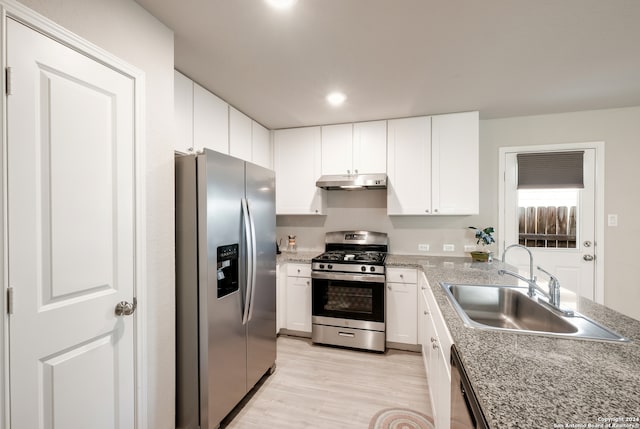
481,106,640,321
278,105,640,321
12,0,176,427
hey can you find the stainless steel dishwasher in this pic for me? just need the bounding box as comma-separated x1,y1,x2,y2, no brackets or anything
451,345,488,429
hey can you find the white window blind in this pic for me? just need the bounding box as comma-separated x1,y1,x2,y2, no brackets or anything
517,151,584,189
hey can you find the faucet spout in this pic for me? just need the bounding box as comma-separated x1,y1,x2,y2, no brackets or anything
502,244,535,284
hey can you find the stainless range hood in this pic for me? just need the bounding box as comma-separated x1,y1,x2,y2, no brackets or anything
316,173,387,190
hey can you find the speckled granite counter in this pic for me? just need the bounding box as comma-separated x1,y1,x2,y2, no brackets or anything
276,250,318,264
386,254,640,429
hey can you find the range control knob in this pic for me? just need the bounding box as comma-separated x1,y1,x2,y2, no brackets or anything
370,266,376,272
319,264,325,269
361,266,366,272
327,264,333,270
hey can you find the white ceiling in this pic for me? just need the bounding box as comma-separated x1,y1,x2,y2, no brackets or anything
135,0,640,130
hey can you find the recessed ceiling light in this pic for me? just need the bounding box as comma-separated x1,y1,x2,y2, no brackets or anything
265,0,297,10
326,92,347,106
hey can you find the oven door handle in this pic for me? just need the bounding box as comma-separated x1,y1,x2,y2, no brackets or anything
311,271,386,283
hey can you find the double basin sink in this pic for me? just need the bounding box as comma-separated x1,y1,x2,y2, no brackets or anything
440,283,628,342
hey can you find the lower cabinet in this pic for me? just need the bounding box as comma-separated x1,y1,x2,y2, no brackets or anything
386,268,418,345
284,263,312,334
419,272,453,429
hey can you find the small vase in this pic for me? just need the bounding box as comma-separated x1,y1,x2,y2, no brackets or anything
470,251,493,262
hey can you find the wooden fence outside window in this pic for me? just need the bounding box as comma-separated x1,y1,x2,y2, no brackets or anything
518,206,576,248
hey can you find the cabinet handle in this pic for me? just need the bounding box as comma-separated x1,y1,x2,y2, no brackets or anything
432,342,439,350
434,209,438,213
421,286,426,290
430,337,437,343
399,274,404,278
387,286,392,290
306,281,310,285
423,310,428,315
355,169,358,174
425,209,430,213
347,169,351,175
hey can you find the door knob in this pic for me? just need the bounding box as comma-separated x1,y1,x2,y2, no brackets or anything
115,298,137,316
583,255,595,262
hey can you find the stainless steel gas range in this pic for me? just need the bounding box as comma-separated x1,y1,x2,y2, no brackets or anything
311,231,388,352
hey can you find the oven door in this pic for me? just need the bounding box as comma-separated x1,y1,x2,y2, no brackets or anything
311,271,385,329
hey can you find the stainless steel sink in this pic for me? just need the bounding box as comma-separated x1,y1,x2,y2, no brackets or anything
440,283,629,342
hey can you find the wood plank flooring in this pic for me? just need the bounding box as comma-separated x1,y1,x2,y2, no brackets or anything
222,335,432,429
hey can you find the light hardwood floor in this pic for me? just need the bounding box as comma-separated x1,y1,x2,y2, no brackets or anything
222,335,432,429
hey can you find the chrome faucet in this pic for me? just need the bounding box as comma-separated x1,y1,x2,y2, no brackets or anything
537,265,561,308
500,244,536,296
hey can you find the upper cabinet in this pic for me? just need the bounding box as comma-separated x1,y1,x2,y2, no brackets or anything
251,121,272,169
193,82,229,154
321,120,387,175
387,116,432,214
387,111,479,215
229,106,252,161
274,127,326,215
174,70,273,168
353,121,387,174
321,123,353,175
174,70,194,154
431,111,479,214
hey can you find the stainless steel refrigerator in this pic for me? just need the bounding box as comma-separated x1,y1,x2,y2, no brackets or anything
175,149,277,429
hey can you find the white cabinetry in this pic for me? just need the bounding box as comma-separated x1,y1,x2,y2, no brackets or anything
387,111,479,215
174,70,194,153
285,264,312,333
387,116,432,214
419,273,453,429
321,120,387,175
431,111,479,214
353,120,387,174
193,82,229,154
274,127,326,214
252,121,271,169
229,106,252,161
386,268,418,344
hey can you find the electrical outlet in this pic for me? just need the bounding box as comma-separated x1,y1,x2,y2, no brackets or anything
443,244,455,252
608,214,618,227
418,244,430,251
464,245,476,252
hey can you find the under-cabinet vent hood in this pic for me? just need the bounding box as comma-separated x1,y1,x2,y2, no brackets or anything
316,173,387,190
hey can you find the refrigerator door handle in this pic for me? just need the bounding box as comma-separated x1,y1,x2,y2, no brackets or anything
247,199,258,322
241,198,253,325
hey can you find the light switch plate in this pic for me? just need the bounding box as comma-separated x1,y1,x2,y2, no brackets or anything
443,244,455,252
418,244,430,251
608,214,618,227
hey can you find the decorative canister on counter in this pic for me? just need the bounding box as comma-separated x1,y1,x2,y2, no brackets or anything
287,235,297,252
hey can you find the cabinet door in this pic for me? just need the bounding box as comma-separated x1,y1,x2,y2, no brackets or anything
353,120,387,174
285,276,312,333
193,82,228,153
387,116,432,215
229,106,253,161
321,123,353,175
386,282,417,344
252,121,271,169
431,111,479,214
174,70,193,154
274,127,325,214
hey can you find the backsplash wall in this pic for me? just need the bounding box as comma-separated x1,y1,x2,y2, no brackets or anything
276,189,493,256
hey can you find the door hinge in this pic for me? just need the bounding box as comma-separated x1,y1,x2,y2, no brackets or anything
5,67,13,95
7,287,14,315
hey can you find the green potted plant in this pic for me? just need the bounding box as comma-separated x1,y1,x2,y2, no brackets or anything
468,226,495,262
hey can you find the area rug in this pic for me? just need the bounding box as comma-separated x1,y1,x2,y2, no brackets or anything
368,408,435,429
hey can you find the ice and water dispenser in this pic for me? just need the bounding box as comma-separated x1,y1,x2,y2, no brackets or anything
216,244,239,298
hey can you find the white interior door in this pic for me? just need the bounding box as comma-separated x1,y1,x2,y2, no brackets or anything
7,18,136,429
502,147,598,301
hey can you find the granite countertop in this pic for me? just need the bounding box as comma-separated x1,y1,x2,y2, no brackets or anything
276,250,318,264
386,254,640,429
